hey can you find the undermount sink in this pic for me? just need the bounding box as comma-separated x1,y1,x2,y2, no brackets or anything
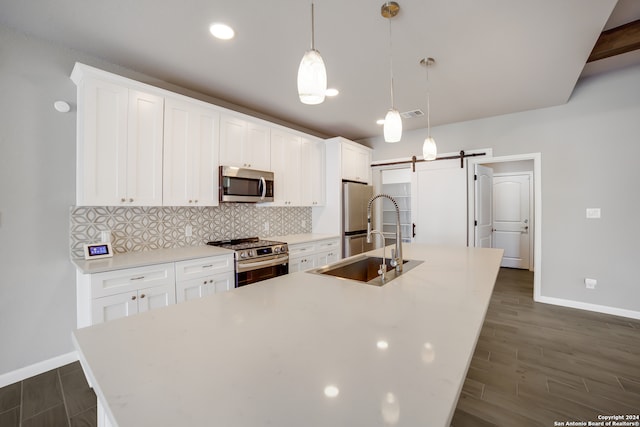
309,255,423,286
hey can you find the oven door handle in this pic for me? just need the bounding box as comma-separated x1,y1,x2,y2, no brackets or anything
237,255,288,272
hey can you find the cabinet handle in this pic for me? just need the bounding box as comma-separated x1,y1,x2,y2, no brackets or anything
140,294,146,298
189,200,193,203
202,264,213,269
121,198,126,203
209,279,213,283
130,276,145,281
129,198,134,203
131,295,137,300
203,280,207,285
194,200,198,203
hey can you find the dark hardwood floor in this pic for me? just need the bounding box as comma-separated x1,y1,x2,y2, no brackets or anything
1,268,638,426
452,268,640,426
0,362,96,427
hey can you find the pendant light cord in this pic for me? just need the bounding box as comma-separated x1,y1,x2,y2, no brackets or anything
311,2,315,50
425,62,430,137
388,16,395,109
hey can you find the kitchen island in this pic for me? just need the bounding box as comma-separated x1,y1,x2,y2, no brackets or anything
73,244,503,427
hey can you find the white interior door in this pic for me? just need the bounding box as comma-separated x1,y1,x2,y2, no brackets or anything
474,164,493,248
411,159,467,246
493,174,531,269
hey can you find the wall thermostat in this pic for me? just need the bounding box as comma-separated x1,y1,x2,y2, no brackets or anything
83,242,114,260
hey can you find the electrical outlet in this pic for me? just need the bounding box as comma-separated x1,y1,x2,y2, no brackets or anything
585,278,597,289
100,230,111,243
185,225,193,237
586,208,601,219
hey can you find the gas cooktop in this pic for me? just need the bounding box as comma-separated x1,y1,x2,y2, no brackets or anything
207,237,287,251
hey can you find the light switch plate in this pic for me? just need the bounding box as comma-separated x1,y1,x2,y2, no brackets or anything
586,208,601,219
585,278,597,289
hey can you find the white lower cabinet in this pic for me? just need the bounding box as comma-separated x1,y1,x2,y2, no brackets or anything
175,255,235,303
78,263,176,327
77,253,235,327
176,273,234,302
288,238,340,273
91,283,176,324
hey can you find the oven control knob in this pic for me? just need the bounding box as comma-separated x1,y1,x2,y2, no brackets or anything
274,246,280,253
240,251,247,259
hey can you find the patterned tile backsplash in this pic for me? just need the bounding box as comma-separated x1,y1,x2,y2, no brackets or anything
69,204,312,259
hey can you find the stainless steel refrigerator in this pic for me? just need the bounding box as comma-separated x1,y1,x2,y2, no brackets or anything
342,182,376,257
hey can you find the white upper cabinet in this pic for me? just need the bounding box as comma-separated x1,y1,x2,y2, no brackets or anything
301,137,325,206
271,130,301,206
219,115,271,171
341,141,372,184
163,97,219,206
73,65,164,206
271,131,325,207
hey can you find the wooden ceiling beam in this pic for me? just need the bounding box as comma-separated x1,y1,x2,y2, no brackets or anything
588,19,640,62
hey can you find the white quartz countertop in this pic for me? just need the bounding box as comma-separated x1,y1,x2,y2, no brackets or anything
267,233,340,245
72,245,234,274
73,244,503,426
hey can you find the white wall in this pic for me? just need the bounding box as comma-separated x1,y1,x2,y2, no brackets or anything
0,24,323,378
0,27,78,376
361,62,640,315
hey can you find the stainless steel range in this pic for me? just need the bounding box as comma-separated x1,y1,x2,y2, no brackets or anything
207,237,288,287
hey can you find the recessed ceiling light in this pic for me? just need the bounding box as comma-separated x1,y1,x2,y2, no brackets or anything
325,88,339,97
376,119,385,125
209,23,235,40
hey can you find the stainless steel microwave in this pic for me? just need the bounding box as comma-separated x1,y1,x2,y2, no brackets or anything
219,166,274,203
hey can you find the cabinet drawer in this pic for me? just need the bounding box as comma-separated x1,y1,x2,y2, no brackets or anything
175,255,234,281
90,263,175,298
316,239,340,252
288,243,316,257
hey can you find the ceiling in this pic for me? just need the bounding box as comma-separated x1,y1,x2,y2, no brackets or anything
1,0,639,140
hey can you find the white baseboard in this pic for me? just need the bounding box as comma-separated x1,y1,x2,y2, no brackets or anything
0,351,78,388
536,295,640,320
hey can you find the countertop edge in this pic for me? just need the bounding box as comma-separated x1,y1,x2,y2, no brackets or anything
71,245,235,274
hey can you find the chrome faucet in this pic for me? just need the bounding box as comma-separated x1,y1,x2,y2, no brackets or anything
366,194,403,273
368,230,387,282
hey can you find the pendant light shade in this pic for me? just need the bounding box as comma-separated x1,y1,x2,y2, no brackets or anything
422,136,437,160
384,109,402,143
420,57,437,160
298,2,327,105
298,49,327,105
382,2,402,143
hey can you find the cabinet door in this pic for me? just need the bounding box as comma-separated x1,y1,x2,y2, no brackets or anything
91,291,138,324
163,99,192,205
220,115,270,170
246,123,271,171
192,107,219,206
316,250,339,267
176,271,235,303
270,131,301,206
163,98,219,206
341,143,371,184
126,90,164,206
137,283,176,313
77,78,128,206
301,138,325,206
219,115,246,168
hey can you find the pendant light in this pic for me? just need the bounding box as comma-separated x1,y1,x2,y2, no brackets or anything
297,1,327,105
420,57,437,160
382,2,402,143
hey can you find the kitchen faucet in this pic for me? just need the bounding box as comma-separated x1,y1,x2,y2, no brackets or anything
366,194,403,273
